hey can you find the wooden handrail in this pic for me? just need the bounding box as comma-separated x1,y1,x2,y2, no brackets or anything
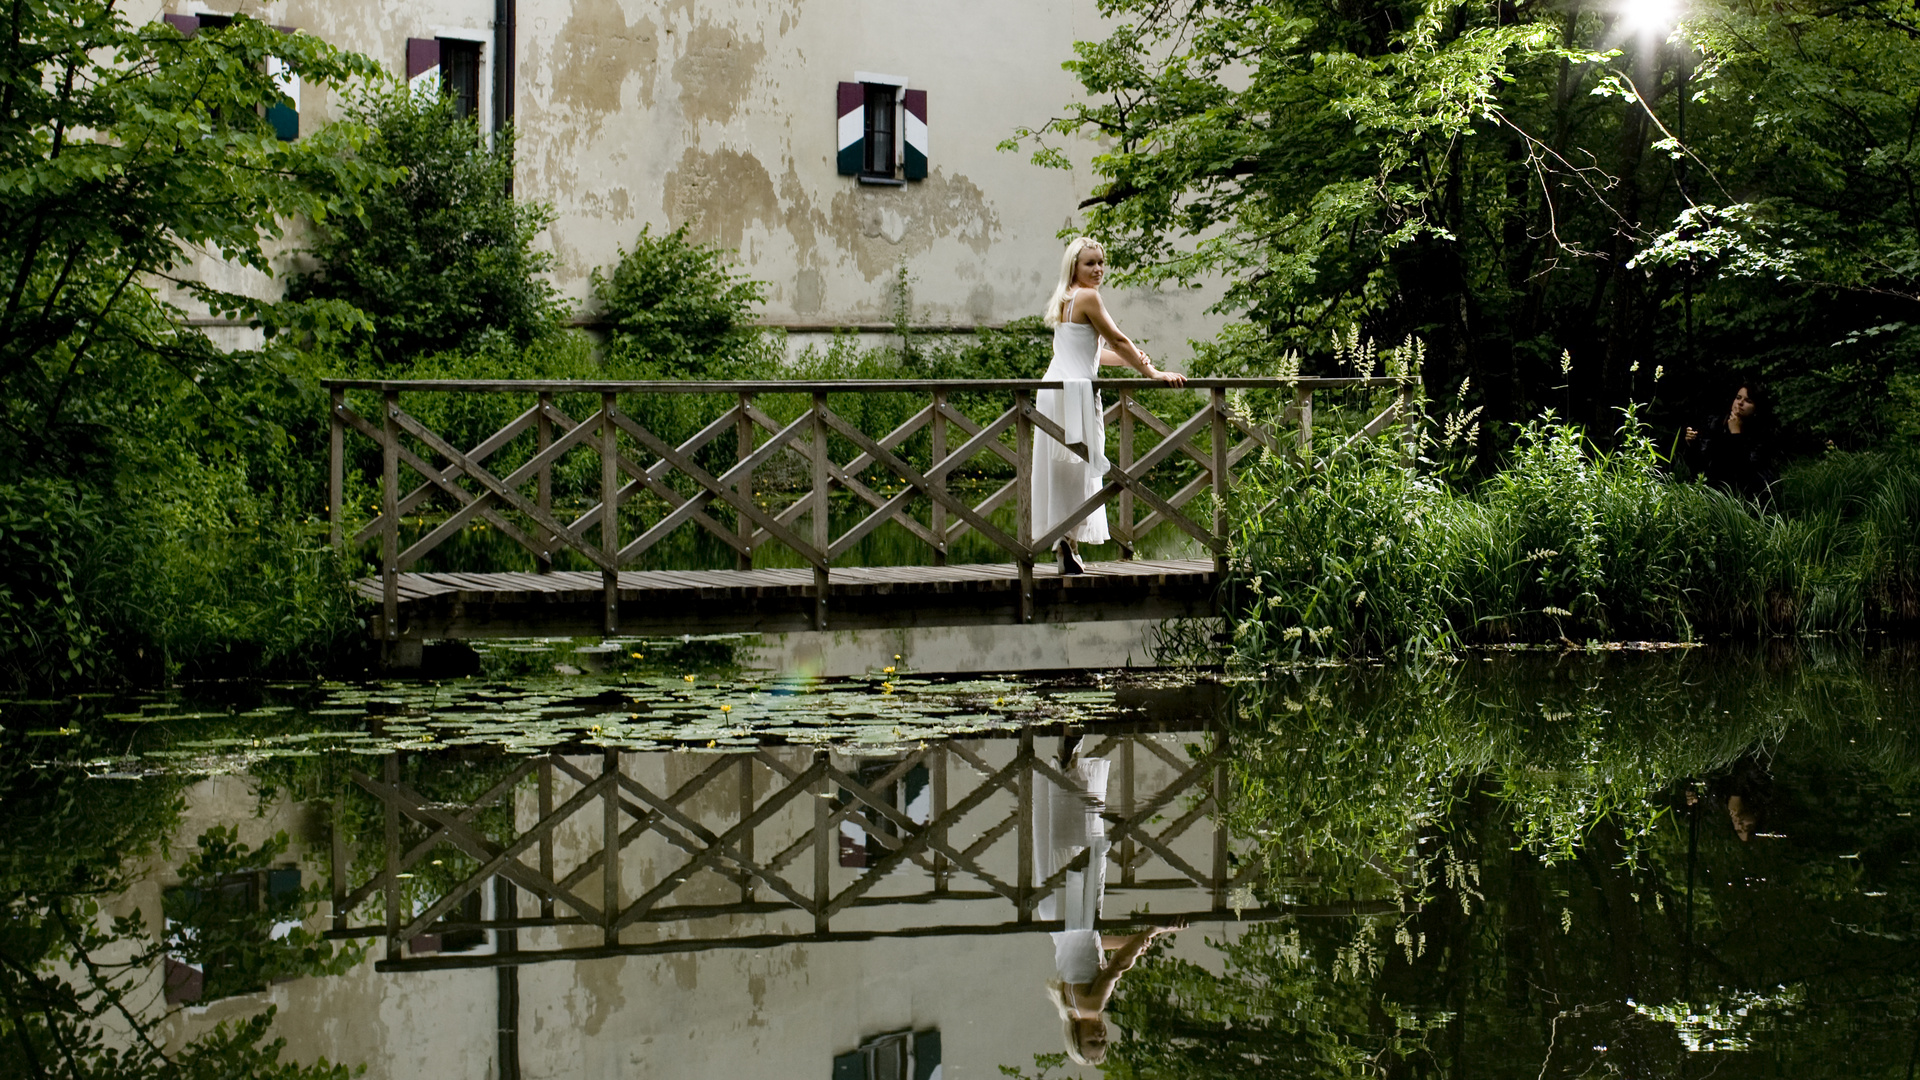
320,376,1414,393
328,377,1420,650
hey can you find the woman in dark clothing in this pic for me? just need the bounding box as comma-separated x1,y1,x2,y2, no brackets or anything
1685,384,1772,498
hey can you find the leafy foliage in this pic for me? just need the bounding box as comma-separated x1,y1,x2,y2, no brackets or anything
290,88,568,364
0,730,360,1079
1101,648,1920,1078
1229,414,1920,661
1016,0,1920,450
163,826,362,1002
0,6,390,690
589,225,778,377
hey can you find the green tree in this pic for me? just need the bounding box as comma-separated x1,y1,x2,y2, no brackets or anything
1016,0,1920,448
0,5,386,461
290,88,567,365
0,5,388,688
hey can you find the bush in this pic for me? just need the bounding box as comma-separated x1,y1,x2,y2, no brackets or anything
590,225,778,378
0,466,361,692
1228,414,1920,662
289,87,568,364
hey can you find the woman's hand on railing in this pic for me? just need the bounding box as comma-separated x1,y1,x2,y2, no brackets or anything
1141,352,1187,388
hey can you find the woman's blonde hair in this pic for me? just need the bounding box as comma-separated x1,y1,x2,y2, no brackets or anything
1043,237,1103,329
1044,977,1108,1065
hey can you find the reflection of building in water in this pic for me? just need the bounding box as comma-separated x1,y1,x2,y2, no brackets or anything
124,724,1312,1079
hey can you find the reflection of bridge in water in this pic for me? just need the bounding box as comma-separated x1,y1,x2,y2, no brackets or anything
328,721,1388,974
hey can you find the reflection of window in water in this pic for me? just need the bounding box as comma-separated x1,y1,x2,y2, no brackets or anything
163,866,301,1005
832,1028,941,1080
839,758,932,868
408,888,486,955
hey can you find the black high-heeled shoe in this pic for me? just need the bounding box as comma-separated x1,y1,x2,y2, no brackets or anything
1057,540,1085,575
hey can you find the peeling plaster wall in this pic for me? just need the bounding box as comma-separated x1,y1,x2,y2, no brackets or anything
516,0,1227,356
135,0,1227,359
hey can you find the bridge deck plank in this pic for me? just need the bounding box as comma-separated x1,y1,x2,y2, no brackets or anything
358,558,1217,638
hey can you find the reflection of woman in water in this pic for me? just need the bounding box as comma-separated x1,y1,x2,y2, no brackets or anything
1035,739,1183,1064
1046,921,1185,1065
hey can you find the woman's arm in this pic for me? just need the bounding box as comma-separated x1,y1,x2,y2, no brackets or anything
1084,922,1184,1005
1079,290,1186,387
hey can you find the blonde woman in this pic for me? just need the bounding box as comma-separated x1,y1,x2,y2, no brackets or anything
1046,921,1186,1065
1036,238,1186,574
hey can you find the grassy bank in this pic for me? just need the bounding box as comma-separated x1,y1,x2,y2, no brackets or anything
1227,415,1920,661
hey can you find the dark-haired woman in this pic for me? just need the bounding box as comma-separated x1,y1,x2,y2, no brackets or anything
1686,384,1772,498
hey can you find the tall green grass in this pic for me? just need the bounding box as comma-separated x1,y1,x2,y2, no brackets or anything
1228,413,1920,662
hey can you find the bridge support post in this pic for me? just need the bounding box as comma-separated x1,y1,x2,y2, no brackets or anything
328,389,344,550
1212,735,1230,912
603,748,621,945
1014,389,1034,624
1016,727,1033,921
811,392,831,631
381,390,400,664
536,392,553,574
736,392,754,571
1212,386,1229,579
1117,388,1135,560
1398,382,1419,467
930,390,948,566
1294,386,1314,460
813,750,831,934
600,392,619,636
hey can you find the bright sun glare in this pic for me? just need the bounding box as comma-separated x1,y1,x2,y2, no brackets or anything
1619,0,1680,32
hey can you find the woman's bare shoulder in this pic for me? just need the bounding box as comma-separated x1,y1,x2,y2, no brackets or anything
1071,287,1108,322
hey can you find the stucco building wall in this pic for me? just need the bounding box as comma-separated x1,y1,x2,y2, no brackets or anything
138,0,1227,362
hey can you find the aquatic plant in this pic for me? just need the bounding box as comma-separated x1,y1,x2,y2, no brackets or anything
1227,413,1920,661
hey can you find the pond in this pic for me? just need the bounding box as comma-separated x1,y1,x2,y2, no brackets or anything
3,636,1917,1078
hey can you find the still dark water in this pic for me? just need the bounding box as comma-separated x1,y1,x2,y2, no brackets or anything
4,637,1917,1079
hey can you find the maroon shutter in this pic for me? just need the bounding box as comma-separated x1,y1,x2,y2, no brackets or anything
162,14,199,37
903,89,928,180
406,37,441,84
837,81,863,176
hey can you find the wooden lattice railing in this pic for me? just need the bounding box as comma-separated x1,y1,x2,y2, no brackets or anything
324,377,1420,635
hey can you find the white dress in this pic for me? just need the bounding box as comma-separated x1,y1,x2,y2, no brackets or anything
1033,292,1110,546
1038,757,1112,983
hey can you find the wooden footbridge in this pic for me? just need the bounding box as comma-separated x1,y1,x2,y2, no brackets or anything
324,376,1418,651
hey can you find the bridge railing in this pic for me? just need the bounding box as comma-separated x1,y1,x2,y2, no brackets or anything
323,376,1420,635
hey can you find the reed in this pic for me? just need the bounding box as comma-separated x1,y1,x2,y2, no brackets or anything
1228,414,1920,662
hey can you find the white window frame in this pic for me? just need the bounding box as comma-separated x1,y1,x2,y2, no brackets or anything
432,25,495,133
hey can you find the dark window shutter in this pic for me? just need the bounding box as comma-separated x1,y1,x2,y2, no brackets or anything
903,90,927,180
162,14,199,37
911,1031,941,1080
837,81,864,176
266,26,300,142
832,1050,864,1080
406,37,441,94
